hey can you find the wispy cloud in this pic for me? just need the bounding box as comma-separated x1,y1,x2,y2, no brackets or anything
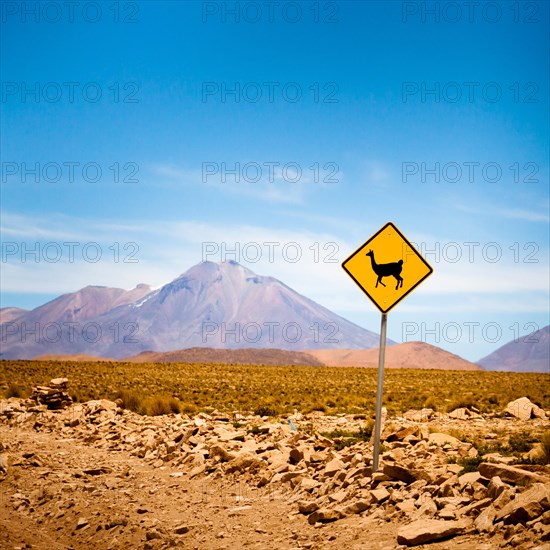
149,164,203,182
366,161,390,185
348,159,393,190
401,291,550,313
147,162,339,205
0,212,90,240
456,203,550,223
2,212,548,319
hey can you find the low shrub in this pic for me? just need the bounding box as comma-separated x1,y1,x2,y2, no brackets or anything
116,389,143,413
507,431,534,454
457,456,484,475
144,396,181,416
423,395,438,411
254,405,278,417
6,383,25,398
180,402,199,415
321,420,374,450
540,431,550,464
445,394,475,413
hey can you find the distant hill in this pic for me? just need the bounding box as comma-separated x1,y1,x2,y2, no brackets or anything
307,341,481,370
0,307,28,324
33,354,115,362
28,341,481,371
478,325,549,373
126,347,324,366
1,261,386,359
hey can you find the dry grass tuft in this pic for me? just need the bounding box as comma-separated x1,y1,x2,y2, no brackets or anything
540,431,550,464
143,396,181,416
116,389,143,413
6,383,25,398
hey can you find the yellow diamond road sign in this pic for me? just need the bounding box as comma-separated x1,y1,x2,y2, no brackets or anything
342,222,433,314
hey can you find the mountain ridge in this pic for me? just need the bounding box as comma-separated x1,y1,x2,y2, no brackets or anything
477,325,549,373
1,261,386,359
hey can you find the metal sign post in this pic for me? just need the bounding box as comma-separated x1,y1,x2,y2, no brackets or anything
341,222,434,474
372,312,387,472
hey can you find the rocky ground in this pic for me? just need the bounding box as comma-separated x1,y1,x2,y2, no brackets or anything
0,381,549,550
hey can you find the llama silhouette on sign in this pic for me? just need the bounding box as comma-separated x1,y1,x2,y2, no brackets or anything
366,250,403,290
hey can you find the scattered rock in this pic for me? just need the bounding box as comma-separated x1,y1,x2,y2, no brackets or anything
417,495,438,516
370,487,390,504
146,529,161,540
324,457,345,477
225,452,264,474
298,500,319,514
493,487,515,510
458,471,482,487
397,499,417,514
76,518,89,530
482,452,516,465
460,497,492,516
83,467,113,476
300,477,320,492
31,378,73,410
385,425,418,442
397,519,471,546
307,508,341,524
505,397,546,420
189,464,206,478
289,447,304,464
496,483,550,524
0,453,8,474
448,407,480,420
342,499,370,516
383,463,417,484
478,462,549,485
1,386,548,549
403,409,434,422
475,504,497,533
487,476,507,499
210,444,235,462
428,432,462,448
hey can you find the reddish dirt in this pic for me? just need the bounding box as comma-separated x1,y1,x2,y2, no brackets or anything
0,422,511,550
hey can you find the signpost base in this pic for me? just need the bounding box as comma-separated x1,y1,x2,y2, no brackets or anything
372,312,388,472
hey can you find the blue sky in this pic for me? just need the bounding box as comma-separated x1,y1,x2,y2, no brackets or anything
1,1,549,361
